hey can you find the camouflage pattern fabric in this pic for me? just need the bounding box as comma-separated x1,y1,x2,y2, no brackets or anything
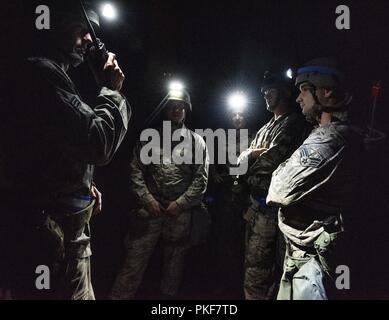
0,55,130,300
110,124,209,299
277,222,342,300
241,111,310,300
110,210,192,299
5,201,95,300
239,112,311,196
243,203,285,300
267,114,362,300
131,124,209,210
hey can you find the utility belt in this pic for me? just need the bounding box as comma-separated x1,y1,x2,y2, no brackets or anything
280,202,343,231
2,199,95,266
1,196,93,227
285,228,342,278
289,215,342,236
287,230,339,256
280,209,343,253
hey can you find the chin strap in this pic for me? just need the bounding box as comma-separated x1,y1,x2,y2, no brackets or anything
321,93,352,113
308,85,352,113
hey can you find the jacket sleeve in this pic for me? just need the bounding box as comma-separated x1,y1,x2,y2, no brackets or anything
236,130,261,165
247,122,303,193
266,136,345,207
36,60,131,166
176,136,209,210
129,144,156,206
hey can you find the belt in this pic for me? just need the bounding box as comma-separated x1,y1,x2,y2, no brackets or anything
48,200,95,242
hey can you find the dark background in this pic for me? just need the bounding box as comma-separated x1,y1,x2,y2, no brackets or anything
2,0,389,299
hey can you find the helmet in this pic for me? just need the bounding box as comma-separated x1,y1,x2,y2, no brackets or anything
43,0,100,31
295,57,341,88
84,9,100,29
296,57,350,114
261,70,293,93
166,89,192,111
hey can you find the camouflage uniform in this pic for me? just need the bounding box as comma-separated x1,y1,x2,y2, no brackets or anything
240,112,310,300
110,124,209,299
0,56,130,299
267,112,362,300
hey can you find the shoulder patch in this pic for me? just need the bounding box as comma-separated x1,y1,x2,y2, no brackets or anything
299,145,325,168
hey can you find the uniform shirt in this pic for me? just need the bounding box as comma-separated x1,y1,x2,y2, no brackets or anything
0,55,131,209
239,111,311,197
131,124,209,210
267,116,362,230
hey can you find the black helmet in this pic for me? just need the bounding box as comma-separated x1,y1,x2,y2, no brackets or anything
296,58,351,114
261,70,293,93
295,57,342,89
40,0,100,31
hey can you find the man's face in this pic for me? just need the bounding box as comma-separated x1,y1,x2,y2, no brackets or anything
61,22,93,67
262,87,281,112
231,111,246,129
296,83,323,123
166,101,186,124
